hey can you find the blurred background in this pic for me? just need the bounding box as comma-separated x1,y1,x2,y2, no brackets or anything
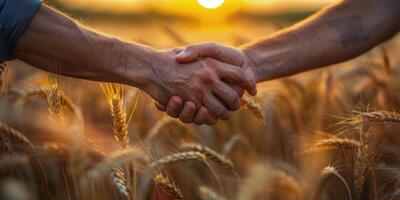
44,0,334,49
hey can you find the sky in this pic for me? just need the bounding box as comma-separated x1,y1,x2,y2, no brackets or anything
59,0,335,15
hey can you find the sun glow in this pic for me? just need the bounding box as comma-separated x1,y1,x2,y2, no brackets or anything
197,0,225,9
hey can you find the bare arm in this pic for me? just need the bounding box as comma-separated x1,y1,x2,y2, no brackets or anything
242,0,400,82
12,4,156,88
167,0,400,124
11,5,256,123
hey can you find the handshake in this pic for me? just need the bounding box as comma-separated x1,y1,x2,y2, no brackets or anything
128,42,259,126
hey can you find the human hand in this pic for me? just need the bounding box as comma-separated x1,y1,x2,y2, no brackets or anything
157,43,257,125
145,49,256,121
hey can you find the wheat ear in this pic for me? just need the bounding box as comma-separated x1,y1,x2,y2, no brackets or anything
100,83,129,147
361,111,400,123
240,95,264,121
180,144,235,174
149,151,206,168
111,168,130,198
153,173,184,200
301,138,360,154
354,114,374,200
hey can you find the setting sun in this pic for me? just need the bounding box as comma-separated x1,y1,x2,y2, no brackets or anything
197,0,225,9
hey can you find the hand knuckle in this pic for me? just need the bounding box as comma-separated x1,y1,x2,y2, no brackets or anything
196,69,215,84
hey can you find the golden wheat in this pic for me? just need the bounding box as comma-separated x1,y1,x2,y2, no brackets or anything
180,143,235,173
111,168,130,198
101,83,129,147
149,151,206,168
153,173,184,200
301,137,361,153
240,95,264,121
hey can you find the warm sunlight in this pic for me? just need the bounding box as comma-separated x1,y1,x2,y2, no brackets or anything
197,0,225,9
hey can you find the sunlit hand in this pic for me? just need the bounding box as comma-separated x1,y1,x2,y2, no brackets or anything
156,43,257,125
146,49,256,121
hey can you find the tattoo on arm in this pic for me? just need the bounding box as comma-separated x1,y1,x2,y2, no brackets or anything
327,16,368,47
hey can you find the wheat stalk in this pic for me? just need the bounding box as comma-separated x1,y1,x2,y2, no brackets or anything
301,138,361,154
15,88,83,126
180,144,235,174
361,111,400,123
111,168,130,198
313,166,352,200
101,83,129,147
153,173,184,200
0,122,35,151
354,114,374,200
43,74,65,123
222,134,249,156
149,151,206,168
240,95,264,121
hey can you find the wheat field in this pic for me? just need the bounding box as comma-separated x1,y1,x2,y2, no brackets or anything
1,13,400,200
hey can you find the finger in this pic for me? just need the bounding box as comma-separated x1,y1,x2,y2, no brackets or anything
166,96,183,118
227,82,244,97
155,102,167,111
193,106,208,125
213,80,240,111
205,110,218,125
193,107,217,125
216,63,257,96
176,42,245,66
202,93,231,120
179,101,197,123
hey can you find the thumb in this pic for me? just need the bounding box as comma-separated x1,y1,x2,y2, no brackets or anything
176,49,198,63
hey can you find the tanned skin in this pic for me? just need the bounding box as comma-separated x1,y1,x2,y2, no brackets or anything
12,5,257,125
161,0,400,125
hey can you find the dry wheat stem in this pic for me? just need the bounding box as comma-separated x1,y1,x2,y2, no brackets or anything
313,166,352,200
149,151,206,168
180,144,235,174
301,138,361,154
15,88,83,126
153,173,184,200
0,122,35,151
354,114,373,200
222,134,249,156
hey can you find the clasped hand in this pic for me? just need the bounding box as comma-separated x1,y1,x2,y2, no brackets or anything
146,42,257,125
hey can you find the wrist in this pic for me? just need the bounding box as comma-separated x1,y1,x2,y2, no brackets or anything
241,47,278,83
102,39,159,90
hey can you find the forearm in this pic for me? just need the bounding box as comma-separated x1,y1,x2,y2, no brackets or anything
11,5,156,89
242,0,400,82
